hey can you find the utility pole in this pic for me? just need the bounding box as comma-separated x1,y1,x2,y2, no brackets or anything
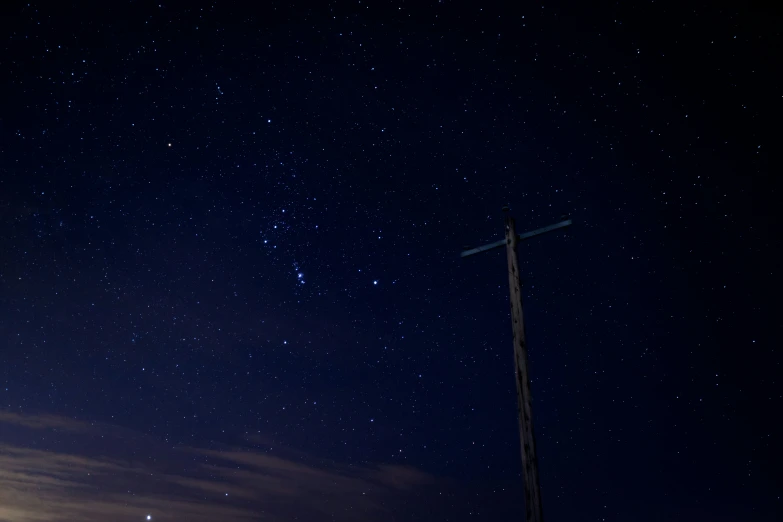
460,209,571,522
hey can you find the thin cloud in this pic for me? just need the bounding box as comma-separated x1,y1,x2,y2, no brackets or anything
0,411,96,432
0,411,439,522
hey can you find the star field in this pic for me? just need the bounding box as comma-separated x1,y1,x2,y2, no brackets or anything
0,1,778,521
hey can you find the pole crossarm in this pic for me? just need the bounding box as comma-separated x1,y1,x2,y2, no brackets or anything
460,218,572,258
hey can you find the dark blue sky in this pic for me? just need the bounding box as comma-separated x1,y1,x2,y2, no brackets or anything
0,1,778,521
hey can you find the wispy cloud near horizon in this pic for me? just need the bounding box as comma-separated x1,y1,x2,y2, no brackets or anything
0,411,440,522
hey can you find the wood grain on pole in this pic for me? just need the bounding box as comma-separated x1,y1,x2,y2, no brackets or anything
504,215,544,522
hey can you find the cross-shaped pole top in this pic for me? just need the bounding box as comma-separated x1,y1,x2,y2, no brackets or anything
460,212,572,258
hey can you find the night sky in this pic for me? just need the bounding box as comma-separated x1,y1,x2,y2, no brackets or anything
0,1,778,521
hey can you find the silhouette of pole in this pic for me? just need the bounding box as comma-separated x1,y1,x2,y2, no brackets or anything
504,213,543,522
460,210,571,522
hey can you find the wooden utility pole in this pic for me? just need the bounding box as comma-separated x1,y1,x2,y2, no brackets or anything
505,214,544,522
460,209,571,522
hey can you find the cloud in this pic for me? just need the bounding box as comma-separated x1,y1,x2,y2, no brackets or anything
0,411,438,522
0,411,95,433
